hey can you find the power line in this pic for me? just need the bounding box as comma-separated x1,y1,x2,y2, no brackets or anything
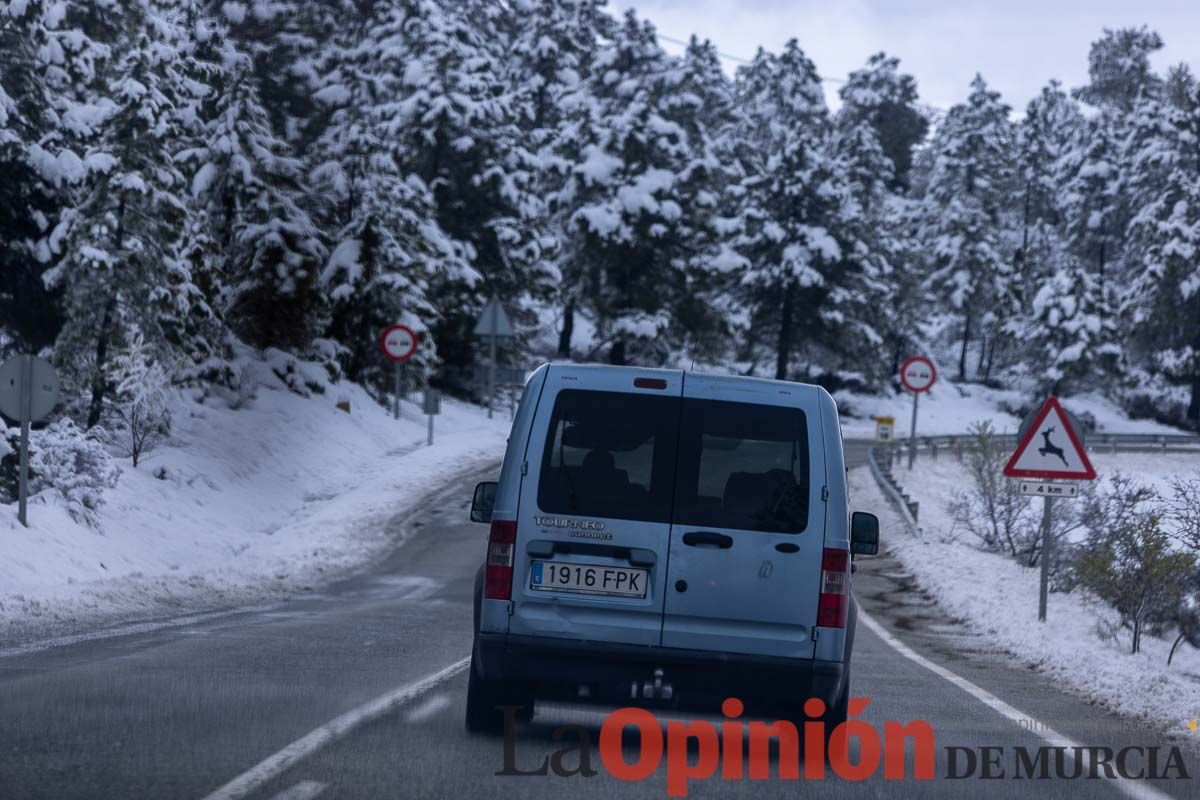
657,32,846,84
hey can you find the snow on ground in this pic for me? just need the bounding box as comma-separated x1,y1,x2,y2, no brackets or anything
851,450,1200,731
838,380,1022,438
837,380,1184,439
0,374,510,642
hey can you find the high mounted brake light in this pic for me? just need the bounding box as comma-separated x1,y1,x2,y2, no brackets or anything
817,548,849,628
484,519,517,600
634,377,668,389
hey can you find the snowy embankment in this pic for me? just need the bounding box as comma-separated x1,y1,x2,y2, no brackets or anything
0,375,510,642
851,451,1200,731
838,379,1182,439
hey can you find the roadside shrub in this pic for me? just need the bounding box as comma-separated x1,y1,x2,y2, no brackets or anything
948,421,1039,561
1165,472,1200,551
1167,572,1200,666
0,426,22,503
1076,476,1195,654
29,420,121,527
1161,474,1200,665
105,334,174,468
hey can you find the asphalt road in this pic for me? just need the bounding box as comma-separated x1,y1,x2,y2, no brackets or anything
0,448,1195,800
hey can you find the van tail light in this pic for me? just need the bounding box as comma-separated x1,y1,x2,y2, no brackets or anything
817,548,849,628
484,519,517,600
634,377,668,389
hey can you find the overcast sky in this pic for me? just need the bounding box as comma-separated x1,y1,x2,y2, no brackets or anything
609,0,1200,112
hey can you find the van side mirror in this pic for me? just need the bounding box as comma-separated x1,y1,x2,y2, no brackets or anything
850,511,879,556
471,481,498,523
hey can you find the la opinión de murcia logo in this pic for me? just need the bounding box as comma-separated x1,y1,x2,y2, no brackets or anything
495,697,1191,796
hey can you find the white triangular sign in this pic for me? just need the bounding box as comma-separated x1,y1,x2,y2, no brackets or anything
1003,397,1096,480
473,297,514,337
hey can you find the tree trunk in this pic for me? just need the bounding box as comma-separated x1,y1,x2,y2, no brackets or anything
609,338,626,366
1132,619,1141,654
1189,325,1200,425
976,332,987,375
958,309,973,381
1018,185,1031,281
557,297,574,358
1188,375,1200,426
775,281,795,381
87,194,126,430
1169,632,1187,666
984,336,998,382
86,297,117,430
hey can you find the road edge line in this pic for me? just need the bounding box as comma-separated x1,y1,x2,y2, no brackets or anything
199,656,470,800
858,609,1173,800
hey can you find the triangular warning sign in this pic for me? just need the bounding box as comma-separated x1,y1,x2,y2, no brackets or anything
1003,397,1096,480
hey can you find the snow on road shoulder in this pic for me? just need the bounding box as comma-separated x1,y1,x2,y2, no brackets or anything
0,380,510,642
850,454,1200,732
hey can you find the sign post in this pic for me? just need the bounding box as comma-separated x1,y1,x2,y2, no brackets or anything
1003,396,1096,622
423,388,441,446
898,356,937,469
379,324,418,420
0,355,60,527
473,297,514,420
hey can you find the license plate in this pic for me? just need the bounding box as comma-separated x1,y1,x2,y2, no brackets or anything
530,561,648,598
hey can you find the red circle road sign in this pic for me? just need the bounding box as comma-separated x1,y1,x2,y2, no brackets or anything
899,355,937,393
380,324,418,362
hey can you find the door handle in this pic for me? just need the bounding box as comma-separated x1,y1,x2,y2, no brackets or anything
681,531,734,549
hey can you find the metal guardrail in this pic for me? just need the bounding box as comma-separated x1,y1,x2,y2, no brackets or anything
882,432,1200,459
864,431,1200,534
867,444,921,534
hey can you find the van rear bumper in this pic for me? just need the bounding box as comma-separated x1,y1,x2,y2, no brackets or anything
474,632,844,710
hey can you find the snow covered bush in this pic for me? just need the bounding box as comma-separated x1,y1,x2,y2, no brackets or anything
0,426,22,504
226,363,260,411
948,421,1039,561
1163,475,1200,665
1167,573,1200,666
28,420,121,527
105,333,173,468
264,348,332,397
1165,473,1200,552
1076,475,1195,654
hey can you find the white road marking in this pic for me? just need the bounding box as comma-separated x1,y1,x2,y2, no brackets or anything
859,609,1173,800
199,657,470,800
267,780,327,800
404,693,451,723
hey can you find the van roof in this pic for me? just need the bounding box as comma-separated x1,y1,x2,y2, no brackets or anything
540,362,827,401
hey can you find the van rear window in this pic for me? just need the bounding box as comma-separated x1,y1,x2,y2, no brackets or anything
673,400,809,533
536,391,810,533
537,390,680,523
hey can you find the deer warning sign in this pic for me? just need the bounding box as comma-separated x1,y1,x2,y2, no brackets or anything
1003,397,1096,480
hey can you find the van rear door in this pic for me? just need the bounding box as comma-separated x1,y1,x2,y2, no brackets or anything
660,374,826,658
509,366,683,646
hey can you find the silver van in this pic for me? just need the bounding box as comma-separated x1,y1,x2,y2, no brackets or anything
466,364,879,734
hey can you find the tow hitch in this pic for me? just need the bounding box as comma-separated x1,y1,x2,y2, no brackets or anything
632,668,673,701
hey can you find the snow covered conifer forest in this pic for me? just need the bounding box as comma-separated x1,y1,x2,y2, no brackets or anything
3,0,1199,430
